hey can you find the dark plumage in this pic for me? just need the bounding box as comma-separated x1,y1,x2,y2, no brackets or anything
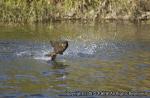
50,40,68,55
45,40,68,61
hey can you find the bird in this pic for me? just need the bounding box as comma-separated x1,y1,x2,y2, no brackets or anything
45,40,68,61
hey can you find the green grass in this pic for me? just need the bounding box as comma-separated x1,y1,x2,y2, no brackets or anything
0,0,149,23
0,0,54,23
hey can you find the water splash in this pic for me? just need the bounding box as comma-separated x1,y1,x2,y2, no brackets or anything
0,40,149,61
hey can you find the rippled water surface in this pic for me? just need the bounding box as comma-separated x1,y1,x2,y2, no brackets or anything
0,22,150,98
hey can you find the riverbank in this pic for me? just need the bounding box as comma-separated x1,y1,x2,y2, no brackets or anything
1,0,150,23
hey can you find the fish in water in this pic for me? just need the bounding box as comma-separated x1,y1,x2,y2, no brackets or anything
45,40,68,61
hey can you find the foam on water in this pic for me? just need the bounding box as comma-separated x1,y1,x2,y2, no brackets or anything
34,56,52,61
16,49,52,61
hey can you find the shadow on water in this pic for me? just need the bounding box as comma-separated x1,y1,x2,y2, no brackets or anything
43,61,69,79
0,21,150,97
51,61,69,69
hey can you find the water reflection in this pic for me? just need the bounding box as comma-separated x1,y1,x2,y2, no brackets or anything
43,61,69,80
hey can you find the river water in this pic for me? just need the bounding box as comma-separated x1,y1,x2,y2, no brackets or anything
0,21,150,98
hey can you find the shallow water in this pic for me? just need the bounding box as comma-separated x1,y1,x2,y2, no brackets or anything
0,21,150,98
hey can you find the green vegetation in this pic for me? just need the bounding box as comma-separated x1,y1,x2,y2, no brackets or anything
0,0,150,23
0,0,54,22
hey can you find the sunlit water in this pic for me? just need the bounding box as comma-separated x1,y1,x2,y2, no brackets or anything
0,21,150,98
